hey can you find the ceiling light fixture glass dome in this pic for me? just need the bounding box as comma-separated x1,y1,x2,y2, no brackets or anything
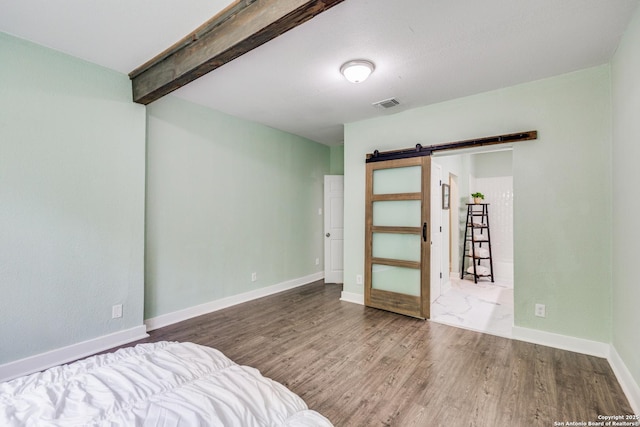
340,59,375,83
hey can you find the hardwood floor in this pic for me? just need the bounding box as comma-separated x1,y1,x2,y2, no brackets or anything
115,281,633,426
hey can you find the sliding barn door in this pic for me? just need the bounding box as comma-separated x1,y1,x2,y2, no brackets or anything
365,156,431,319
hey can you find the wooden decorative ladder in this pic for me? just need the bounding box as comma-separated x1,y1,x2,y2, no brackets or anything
461,203,494,283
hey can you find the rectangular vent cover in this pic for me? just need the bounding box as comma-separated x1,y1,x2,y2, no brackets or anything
373,97,400,109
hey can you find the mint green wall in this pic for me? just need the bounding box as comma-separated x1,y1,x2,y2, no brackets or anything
0,33,146,363
344,66,612,342
145,96,329,318
329,145,345,175
611,4,640,391
472,150,513,178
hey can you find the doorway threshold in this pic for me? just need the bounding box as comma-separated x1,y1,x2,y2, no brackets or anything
430,278,513,338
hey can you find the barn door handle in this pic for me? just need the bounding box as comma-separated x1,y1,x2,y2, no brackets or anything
422,222,427,242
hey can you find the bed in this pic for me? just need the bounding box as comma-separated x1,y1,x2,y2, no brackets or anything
0,341,333,426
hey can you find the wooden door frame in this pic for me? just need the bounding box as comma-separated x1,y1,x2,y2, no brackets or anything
364,156,431,319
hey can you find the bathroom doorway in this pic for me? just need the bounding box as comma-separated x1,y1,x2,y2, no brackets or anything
430,148,514,337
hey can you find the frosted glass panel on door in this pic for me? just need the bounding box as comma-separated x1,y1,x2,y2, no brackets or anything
372,200,421,227
371,264,420,296
373,166,421,194
372,233,420,262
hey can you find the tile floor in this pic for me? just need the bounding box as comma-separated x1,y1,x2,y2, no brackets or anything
430,276,513,337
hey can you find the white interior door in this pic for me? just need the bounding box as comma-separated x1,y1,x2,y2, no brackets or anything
324,175,344,283
430,162,442,303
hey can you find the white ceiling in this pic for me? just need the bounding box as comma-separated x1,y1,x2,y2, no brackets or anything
1,0,637,145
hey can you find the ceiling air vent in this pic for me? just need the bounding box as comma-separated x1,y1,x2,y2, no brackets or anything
373,97,400,109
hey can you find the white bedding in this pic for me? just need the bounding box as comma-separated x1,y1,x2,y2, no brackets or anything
0,341,333,427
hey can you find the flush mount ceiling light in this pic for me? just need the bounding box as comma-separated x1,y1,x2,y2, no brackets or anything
340,59,375,83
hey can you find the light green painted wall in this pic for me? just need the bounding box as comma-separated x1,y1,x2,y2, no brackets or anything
344,66,612,342
0,33,146,363
611,3,640,391
472,150,513,178
145,96,329,318
329,145,345,175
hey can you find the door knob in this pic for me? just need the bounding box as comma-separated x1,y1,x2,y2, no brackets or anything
326,233,331,237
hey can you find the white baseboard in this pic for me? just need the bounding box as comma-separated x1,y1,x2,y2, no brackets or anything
0,273,324,383
340,291,364,305
0,325,148,382
145,272,324,331
512,326,609,358
608,345,640,414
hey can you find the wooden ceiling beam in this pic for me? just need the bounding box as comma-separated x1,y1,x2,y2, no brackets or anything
129,0,346,105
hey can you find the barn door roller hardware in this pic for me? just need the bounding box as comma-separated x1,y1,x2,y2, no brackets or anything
366,130,537,163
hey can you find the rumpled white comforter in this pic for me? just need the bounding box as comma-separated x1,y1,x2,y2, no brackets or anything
0,341,333,427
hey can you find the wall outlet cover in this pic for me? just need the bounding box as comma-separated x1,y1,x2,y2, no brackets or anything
112,304,123,319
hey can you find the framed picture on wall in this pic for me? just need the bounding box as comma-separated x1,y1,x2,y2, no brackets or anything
442,183,450,210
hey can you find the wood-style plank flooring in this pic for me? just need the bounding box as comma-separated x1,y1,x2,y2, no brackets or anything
112,281,633,426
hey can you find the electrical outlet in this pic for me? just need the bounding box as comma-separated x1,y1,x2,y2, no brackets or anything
112,304,123,319
315,258,320,265
356,274,363,285
318,208,322,215
251,272,257,282
535,303,546,318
